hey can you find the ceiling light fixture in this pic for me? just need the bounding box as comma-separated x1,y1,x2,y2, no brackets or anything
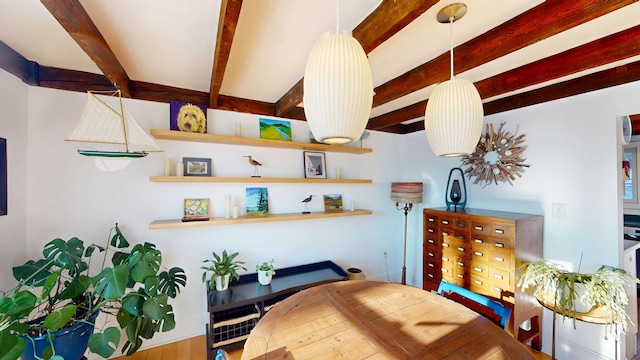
303,1,373,145
425,3,484,157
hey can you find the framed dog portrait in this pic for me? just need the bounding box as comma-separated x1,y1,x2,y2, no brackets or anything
303,151,326,179
170,100,207,133
183,157,212,176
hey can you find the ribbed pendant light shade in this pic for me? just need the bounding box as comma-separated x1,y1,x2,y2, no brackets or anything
425,78,484,156
304,32,373,144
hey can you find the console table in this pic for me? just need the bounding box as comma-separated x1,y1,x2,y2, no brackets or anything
205,260,347,359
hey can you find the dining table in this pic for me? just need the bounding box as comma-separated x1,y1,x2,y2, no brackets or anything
241,280,535,359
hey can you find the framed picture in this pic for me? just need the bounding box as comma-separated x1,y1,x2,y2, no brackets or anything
183,157,212,176
182,198,209,222
304,151,326,179
323,194,343,212
246,187,269,216
170,100,207,133
259,118,292,142
0,138,6,216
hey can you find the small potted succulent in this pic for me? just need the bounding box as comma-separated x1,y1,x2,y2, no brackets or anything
201,250,247,291
256,259,276,286
518,260,640,335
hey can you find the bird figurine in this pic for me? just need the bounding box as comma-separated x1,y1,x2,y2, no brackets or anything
301,195,314,214
243,155,262,177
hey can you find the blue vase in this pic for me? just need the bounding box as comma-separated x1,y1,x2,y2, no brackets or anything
21,310,99,360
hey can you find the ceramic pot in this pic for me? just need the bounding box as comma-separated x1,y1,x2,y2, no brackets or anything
571,282,594,313
215,273,232,291
258,270,273,285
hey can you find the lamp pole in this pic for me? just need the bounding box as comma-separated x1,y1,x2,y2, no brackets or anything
397,202,413,285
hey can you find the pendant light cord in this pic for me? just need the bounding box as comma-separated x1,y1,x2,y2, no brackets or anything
449,16,454,80
336,0,339,34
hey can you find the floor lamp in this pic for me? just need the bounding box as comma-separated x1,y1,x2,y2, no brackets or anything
391,182,424,285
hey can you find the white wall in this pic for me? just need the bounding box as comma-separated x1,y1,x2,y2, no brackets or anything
0,69,28,290
8,69,640,359
401,80,640,359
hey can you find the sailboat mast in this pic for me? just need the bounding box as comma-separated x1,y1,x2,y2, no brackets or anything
117,89,130,153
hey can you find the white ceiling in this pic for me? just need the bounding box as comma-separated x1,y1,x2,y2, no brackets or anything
1,0,639,122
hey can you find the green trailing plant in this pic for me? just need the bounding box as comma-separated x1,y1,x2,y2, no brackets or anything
256,259,275,275
517,260,640,336
0,223,187,360
201,250,247,290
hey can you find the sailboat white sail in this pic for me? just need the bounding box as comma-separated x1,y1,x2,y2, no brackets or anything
66,91,162,158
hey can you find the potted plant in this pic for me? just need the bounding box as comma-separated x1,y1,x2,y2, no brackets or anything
517,260,640,335
201,250,247,291
256,259,276,286
0,223,187,360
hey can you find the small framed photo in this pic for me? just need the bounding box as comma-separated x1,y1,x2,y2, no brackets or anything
183,157,212,176
303,151,326,179
323,194,343,212
182,198,209,222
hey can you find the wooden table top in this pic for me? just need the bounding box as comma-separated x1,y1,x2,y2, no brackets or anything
242,281,535,360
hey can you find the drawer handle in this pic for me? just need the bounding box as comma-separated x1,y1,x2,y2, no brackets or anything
494,287,503,293
473,267,483,273
442,220,449,225
428,218,435,222
428,252,434,257
428,273,434,278
457,274,464,278
494,257,504,262
474,280,483,285
442,269,449,273
457,247,464,252
428,229,435,233
457,222,465,227
428,239,435,244
494,242,504,248
474,251,483,257
495,229,505,234
494,274,504,279
428,263,435,267
443,232,449,236
442,257,449,262
457,262,464,267
474,239,483,244
475,225,484,230
443,243,449,247
457,235,465,240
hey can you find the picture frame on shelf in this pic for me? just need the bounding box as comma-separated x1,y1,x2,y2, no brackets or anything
182,198,209,222
304,151,326,179
323,194,343,212
246,187,269,216
170,100,207,133
259,118,292,142
183,157,212,176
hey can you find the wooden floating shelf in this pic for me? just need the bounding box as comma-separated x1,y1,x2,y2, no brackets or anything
150,129,372,154
149,209,373,230
149,176,372,184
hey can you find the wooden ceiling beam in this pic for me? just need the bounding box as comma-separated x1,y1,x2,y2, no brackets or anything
40,0,132,96
368,102,426,130
372,0,637,108
274,0,437,117
0,40,39,86
209,0,243,108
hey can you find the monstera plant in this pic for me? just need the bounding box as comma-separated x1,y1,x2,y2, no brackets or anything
0,223,187,360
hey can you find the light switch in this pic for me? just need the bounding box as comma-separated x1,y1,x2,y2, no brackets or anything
552,203,566,220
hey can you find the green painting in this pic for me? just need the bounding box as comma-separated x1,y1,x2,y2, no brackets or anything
260,118,292,141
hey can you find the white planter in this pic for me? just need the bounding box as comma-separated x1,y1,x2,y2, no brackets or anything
572,282,593,313
258,270,273,285
215,273,231,291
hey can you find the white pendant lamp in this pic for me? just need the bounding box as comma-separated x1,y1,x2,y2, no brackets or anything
425,3,484,157
303,2,373,144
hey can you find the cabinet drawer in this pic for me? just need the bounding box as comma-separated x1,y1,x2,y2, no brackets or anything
470,221,491,235
490,224,514,238
469,262,489,279
488,268,511,289
424,235,441,248
488,247,513,268
470,274,489,293
424,262,441,282
424,249,440,261
471,236,488,250
490,238,513,251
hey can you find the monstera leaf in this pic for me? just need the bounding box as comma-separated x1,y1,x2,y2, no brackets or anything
158,267,187,299
88,327,120,358
128,243,161,283
43,237,88,277
93,264,128,300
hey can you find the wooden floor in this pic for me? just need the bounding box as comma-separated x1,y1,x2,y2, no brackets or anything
111,335,550,360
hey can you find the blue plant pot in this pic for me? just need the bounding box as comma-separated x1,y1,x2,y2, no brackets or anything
21,311,99,360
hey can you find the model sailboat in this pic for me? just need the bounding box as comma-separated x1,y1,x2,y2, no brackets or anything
66,90,162,159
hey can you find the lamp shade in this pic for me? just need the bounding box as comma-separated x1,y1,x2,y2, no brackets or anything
304,32,373,144
391,182,424,204
424,77,484,157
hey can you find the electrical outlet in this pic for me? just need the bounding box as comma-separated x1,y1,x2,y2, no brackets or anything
552,203,566,220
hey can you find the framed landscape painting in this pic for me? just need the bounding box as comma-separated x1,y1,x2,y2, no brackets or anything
323,194,343,212
246,187,269,216
183,157,212,176
259,118,292,142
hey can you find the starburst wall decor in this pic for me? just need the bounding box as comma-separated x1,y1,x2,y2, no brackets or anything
461,122,530,186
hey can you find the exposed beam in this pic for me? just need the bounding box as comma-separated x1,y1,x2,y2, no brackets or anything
274,0,437,117
39,66,113,93
209,0,243,108
631,114,640,135
41,0,132,96
0,40,38,86
372,0,637,108
369,22,640,131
